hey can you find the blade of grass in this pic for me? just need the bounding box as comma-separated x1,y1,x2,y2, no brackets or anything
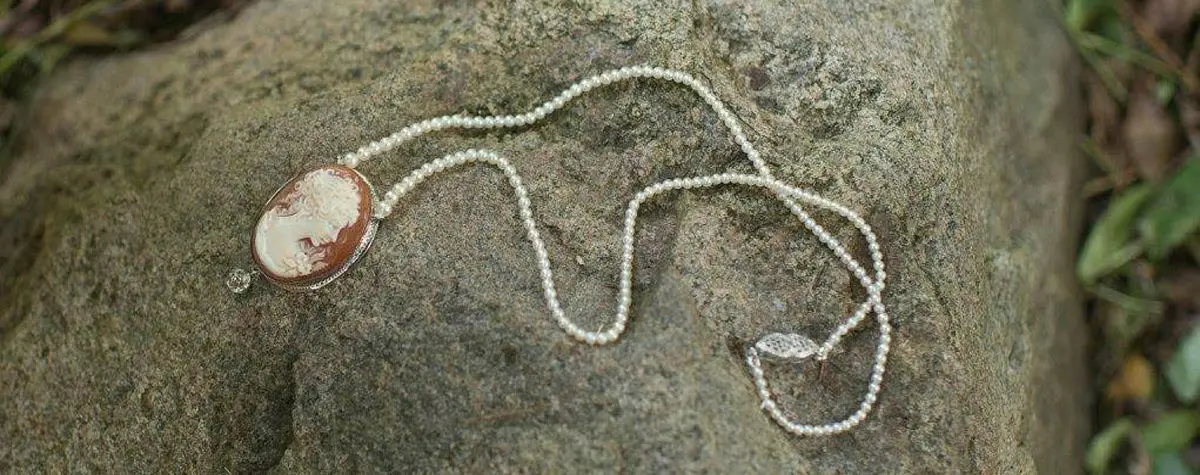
0,0,118,78
1077,32,1180,79
1080,138,1135,198
1078,45,1130,102
1082,137,1127,176
1118,2,1199,92
1083,176,1118,198
1092,283,1165,315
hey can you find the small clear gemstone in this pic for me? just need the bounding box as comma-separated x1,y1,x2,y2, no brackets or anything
226,268,252,294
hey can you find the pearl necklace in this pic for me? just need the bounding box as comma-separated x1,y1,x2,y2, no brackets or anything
228,66,891,437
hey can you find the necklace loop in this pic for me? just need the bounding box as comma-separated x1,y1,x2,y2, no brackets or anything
239,66,892,436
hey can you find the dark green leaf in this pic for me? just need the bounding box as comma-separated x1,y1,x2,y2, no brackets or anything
1087,418,1135,474
1151,451,1192,475
1140,158,1200,259
1141,411,1200,454
1067,0,1117,33
1093,11,1126,43
1165,325,1200,403
1079,184,1155,284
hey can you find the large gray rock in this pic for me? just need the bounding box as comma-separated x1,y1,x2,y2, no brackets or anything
0,0,1088,472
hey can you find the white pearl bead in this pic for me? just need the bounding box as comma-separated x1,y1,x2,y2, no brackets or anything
320,65,891,439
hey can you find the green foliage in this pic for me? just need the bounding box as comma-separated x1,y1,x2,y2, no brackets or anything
1151,452,1192,475
1139,159,1200,260
1141,410,1200,453
1078,159,1200,285
1086,418,1134,474
1166,326,1200,404
1066,0,1118,35
0,1,117,80
1078,184,1154,284
1066,0,1200,472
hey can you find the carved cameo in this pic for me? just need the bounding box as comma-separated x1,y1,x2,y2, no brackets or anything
251,165,376,289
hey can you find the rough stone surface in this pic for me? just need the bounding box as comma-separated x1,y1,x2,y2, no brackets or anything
0,0,1088,473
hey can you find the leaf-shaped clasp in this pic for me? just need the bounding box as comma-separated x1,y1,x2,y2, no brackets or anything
755,333,819,360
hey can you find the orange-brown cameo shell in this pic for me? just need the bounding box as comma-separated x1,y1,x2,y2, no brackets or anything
251,165,376,289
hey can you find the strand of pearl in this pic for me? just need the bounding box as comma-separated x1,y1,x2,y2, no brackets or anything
340,66,891,436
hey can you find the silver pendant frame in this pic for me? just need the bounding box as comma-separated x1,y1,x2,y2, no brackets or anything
253,166,380,291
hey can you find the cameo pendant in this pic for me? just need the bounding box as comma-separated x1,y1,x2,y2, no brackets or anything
245,164,378,291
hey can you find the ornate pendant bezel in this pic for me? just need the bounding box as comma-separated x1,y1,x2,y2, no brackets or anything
251,165,379,291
